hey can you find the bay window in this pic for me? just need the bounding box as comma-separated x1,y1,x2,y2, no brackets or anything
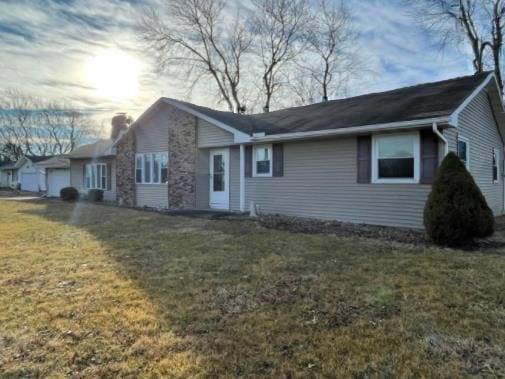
253,145,272,177
85,163,107,190
135,152,169,184
372,133,420,183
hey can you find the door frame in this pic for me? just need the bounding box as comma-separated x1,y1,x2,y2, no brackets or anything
209,148,230,210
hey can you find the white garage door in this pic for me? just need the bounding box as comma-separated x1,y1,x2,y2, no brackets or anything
47,169,70,197
20,172,39,192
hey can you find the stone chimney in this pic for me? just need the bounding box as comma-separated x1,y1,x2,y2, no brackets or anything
111,113,129,140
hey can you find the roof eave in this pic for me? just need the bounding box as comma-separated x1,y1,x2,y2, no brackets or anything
250,116,453,143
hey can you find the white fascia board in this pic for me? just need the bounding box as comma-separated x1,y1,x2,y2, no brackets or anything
250,116,452,143
163,99,251,143
449,72,494,127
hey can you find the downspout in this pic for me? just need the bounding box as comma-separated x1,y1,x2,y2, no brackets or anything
432,122,448,156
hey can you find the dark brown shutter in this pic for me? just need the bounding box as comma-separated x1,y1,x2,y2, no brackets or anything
420,129,439,184
245,146,252,177
357,135,371,183
83,164,86,187
272,143,284,177
107,163,112,190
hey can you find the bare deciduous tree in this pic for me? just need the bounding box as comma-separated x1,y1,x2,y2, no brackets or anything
0,91,99,160
251,0,311,112
41,103,97,154
139,0,252,112
301,0,359,102
406,0,505,93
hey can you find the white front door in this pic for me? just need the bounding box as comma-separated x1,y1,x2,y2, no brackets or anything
209,148,229,209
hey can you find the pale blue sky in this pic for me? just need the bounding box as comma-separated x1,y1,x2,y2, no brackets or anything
0,0,474,120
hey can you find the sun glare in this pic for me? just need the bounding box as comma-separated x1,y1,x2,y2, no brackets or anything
83,49,140,101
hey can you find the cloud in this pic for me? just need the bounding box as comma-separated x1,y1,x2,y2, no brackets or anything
0,0,478,121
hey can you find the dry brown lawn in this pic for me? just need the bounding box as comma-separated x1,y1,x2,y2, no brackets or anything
1,199,505,378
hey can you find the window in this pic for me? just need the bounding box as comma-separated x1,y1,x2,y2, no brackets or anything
135,152,168,184
372,133,420,183
253,145,272,177
457,137,469,169
85,163,107,190
144,154,151,183
161,154,168,183
493,148,500,183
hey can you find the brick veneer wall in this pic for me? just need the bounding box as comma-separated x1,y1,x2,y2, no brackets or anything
115,130,136,206
167,107,197,209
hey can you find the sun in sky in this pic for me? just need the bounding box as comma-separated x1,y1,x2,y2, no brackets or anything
83,49,140,101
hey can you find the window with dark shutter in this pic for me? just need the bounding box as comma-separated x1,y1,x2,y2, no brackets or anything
420,129,438,184
357,136,371,183
245,146,252,177
273,143,284,177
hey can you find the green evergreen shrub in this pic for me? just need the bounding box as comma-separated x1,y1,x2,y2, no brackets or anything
424,152,494,246
88,189,104,202
60,187,79,201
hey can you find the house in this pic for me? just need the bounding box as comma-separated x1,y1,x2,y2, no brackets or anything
66,114,128,201
17,156,52,192
36,156,70,197
0,160,14,187
0,156,51,191
101,72,505,228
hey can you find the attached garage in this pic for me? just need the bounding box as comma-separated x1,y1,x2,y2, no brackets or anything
20,172,40,192
36,156,70,197
46,169,70,197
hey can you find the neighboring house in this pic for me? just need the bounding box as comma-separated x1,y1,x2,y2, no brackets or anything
0,156,51,191
36,156,70,197
66,113,128,201
0,160,14,187
18,156,52,192
107,72,505,229
0,162,19,189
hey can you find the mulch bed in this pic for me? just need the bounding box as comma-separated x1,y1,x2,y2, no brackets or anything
257,214,429,245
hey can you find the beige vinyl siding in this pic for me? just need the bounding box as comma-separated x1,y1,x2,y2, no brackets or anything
245,136,432,228
197,120,234,148
229,146,240,211
70,158,116,201
448,90,504,215
136,110,169,153
135,110,169,207
195,149,210,209
135,184,168,208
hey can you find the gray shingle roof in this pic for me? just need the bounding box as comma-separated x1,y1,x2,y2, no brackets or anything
66,139,114,159
35,156,70,168
168,72,491,136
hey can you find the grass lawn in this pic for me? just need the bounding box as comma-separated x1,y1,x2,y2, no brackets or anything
1,200,505,378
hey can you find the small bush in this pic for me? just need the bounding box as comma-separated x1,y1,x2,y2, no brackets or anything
88,189,104,202
60,187,79,201
424,152,494,246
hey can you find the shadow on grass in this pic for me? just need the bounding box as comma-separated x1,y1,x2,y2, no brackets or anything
14,199,505,377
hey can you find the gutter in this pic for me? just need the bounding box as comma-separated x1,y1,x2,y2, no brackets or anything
432,122,448,156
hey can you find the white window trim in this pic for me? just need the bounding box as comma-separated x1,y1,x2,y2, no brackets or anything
85,163,107,190
371,132,420,184
457,136,470,170
135,152,169,185
253,144,273,177
493,148,500,183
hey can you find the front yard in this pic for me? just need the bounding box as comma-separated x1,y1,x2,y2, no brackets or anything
1,200,505,377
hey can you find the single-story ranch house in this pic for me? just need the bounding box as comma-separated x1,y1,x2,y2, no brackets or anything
67,72,505,229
